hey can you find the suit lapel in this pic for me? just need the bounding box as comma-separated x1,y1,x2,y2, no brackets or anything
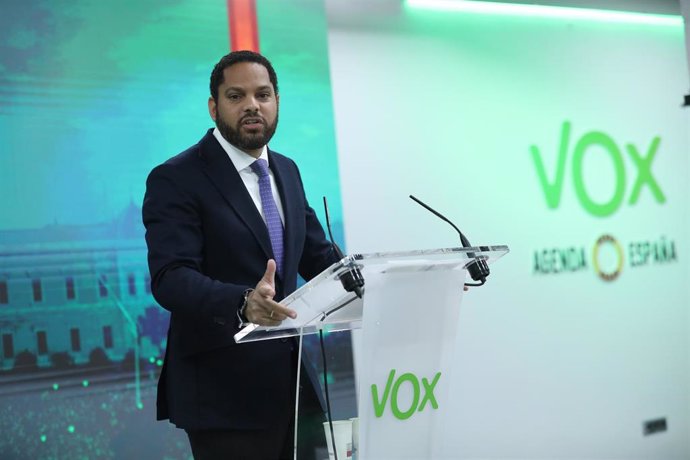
197,131,274,263
269,150,299,279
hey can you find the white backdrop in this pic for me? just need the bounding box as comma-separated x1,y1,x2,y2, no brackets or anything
328,6,689,459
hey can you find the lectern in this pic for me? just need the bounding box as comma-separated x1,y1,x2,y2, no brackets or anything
235,245,509,460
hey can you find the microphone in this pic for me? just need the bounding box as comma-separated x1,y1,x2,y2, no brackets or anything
409,195,490,286
323,197,365,298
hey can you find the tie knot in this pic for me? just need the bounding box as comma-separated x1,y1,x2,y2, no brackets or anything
250,159,269,178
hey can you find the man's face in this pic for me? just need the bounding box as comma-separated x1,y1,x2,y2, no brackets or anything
208,62,279,158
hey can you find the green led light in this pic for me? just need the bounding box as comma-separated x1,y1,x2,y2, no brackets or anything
52,383,59,391
405,0,683,26
67,425,75,434
40,435,47,443
82,380,89,387
156,359,163,366
149,357,156,363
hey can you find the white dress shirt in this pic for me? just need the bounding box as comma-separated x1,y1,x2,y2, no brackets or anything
213,128,285,225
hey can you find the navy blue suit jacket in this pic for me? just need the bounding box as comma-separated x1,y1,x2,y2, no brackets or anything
143,129,337,430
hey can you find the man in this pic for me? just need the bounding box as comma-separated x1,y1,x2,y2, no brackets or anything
143,50,339,459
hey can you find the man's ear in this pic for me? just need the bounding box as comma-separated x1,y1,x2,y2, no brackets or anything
208,96,217,122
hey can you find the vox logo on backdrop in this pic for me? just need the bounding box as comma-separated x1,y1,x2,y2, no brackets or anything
530,120,665,217
370,369,441,420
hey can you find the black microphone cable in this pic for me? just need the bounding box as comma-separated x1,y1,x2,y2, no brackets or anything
318,196,364,460
409,194,490,286
323,197,364,298
319,327,338,460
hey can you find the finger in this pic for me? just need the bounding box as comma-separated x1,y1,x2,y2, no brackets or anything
262,311,294,327
255,260,277,299
248,294,282,313
260,308,287,327
268,304,297,321
245,293,282,323
260,259,276,288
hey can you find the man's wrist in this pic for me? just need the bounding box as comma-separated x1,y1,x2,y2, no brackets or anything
237,288,254,327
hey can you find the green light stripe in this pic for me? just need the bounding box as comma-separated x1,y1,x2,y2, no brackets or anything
405,0,684,26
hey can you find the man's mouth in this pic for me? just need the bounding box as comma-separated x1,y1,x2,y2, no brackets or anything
241,117,264,130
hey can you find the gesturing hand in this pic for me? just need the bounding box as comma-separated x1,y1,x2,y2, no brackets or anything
244,259,297,327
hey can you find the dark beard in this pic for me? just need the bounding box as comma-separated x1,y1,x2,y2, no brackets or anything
216,112,279,152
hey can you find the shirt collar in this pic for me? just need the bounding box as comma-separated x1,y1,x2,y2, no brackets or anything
213,127,269,173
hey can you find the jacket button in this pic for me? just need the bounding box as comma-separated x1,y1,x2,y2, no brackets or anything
213,316,226,326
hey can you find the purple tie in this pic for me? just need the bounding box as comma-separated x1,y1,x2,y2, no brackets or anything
250,159,284,276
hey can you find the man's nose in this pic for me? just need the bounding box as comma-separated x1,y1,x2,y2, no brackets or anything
243,96,260,112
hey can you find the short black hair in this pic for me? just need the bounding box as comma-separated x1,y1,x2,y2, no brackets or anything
209,50,279,101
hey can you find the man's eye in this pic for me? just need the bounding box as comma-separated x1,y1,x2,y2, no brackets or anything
228,94,241,101
257,93,270,100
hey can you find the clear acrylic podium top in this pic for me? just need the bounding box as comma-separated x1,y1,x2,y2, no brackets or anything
234,245,509,343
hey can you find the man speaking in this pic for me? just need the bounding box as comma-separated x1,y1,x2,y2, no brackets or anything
143,50,338,459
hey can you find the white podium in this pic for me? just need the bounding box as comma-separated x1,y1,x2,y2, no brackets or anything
235,246,509,459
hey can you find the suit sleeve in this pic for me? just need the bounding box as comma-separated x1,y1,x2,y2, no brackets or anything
143,163,248,354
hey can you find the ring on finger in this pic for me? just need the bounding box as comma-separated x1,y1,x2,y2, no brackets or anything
269,310,274,319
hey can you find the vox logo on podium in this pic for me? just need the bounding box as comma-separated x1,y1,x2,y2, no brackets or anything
370,369,441,420
530,121,665,217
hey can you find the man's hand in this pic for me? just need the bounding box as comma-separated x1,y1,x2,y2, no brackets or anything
244,259,297,326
